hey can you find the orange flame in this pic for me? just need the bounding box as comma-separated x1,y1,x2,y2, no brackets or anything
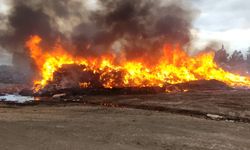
26,35,250,91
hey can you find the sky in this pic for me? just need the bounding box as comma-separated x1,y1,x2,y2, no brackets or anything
191,0,250,52
0,0,250,65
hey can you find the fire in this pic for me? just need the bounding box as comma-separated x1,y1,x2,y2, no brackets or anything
26,35,250,91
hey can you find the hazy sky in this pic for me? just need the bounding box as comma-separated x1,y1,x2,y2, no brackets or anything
0,0,250,64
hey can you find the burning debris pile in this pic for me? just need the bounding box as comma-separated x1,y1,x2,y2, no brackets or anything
26,35,250,93
1,0,250,95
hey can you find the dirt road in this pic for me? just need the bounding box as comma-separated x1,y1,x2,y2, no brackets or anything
0,105,249,150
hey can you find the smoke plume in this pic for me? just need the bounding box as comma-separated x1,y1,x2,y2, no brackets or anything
0,0,198,66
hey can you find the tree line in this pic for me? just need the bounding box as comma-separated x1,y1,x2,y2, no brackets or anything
214,47,250,75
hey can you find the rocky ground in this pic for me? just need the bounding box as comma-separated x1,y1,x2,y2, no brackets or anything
0,89,250,150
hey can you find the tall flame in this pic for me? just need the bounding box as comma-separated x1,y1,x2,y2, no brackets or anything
26,35,250,91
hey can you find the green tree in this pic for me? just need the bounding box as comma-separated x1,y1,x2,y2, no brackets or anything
214,45,229,64
246,47,250,64
228,50,244,66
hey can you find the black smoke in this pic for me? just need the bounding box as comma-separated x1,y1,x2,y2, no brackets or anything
72,0,197,63
0,0,198,72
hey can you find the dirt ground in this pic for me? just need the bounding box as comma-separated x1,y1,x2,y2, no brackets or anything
1,88,250,150
0,104,249,150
